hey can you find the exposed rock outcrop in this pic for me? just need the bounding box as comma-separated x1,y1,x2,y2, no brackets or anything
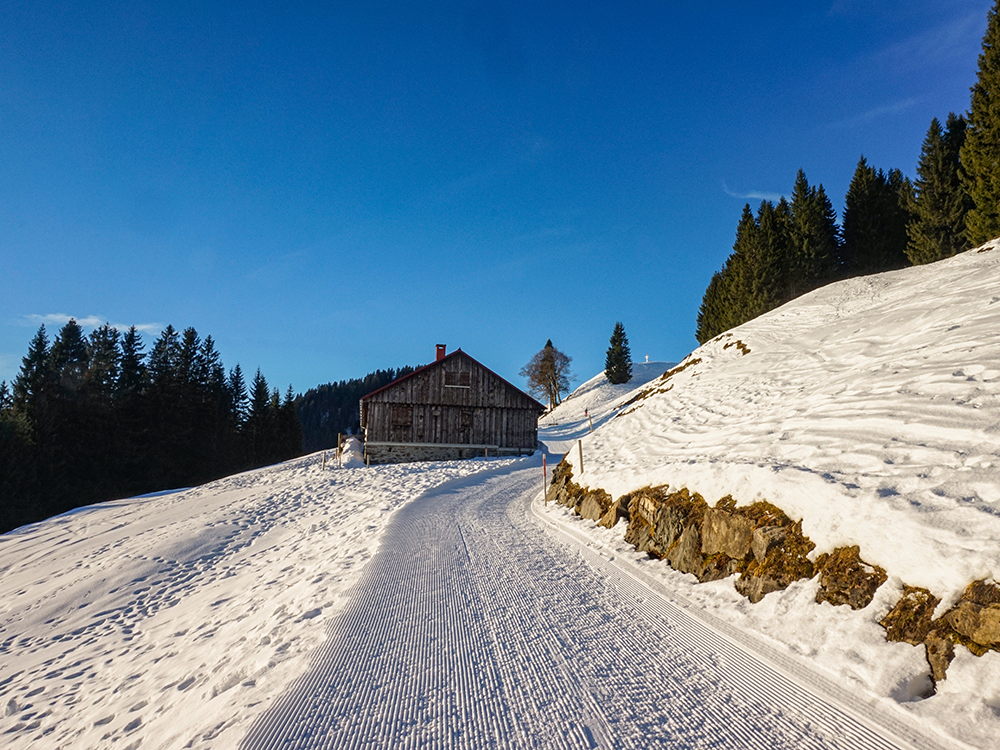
881,586,940,645
543,457,999,689
814,546,887,610
879,580,1000,685
736,519,814,604
945,580,1000,654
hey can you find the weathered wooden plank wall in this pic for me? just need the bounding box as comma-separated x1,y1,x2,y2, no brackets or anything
362,351,541,450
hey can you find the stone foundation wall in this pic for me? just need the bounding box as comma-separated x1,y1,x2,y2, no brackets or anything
365,443,532,465
546,458,1000,691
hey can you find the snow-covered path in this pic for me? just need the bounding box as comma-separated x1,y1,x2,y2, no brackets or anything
240,460,942,750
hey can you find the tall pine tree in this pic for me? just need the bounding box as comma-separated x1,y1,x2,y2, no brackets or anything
12,326,51,420
696,204,759,344
604,322,633,384
961,0,1000,247
841,156,912,275
788,170,840,293
49,319,89,395
908,114,970,264
754,198,793,312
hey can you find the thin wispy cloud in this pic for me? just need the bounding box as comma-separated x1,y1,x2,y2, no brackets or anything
828,98,919,130
878,10,987,73
721,181,783,203
23,314,162,335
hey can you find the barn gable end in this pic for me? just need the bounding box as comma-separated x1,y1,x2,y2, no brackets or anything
360,347,544,464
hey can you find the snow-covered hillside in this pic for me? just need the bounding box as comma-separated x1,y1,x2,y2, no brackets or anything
539,360,672,454
540,241,1000,745
560,242,1000,600
0,455,522,748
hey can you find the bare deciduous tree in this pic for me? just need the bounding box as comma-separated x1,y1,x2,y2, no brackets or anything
520,339,573,410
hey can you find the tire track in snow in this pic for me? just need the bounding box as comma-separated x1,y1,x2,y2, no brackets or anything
240,460,948,749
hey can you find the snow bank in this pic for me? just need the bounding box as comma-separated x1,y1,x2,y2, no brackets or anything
558,242,1000,602
538,242,1000,747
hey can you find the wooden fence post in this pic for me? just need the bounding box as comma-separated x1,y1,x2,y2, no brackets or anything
577,440,584,475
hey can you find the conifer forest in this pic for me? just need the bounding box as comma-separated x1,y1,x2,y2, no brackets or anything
0,321,303,534
696,0,1000,348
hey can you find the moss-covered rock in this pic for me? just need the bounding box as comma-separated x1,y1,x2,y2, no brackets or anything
666,523,706,579
943,580,1000,655
880,586,941,645
751,526,787,563
622,486,669,553
597,494,630,529
546,459,578,506
545,470,999,689
701,507,753,560
815,546,887,610
622,487,709,563
925,634,956,684
735,520,815,603
578,488,613,522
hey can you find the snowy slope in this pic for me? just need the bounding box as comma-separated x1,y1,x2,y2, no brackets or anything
538,241,1000,746
3,244,1000,749
560,242,1000,601
0,454,521,749
538,361,673,455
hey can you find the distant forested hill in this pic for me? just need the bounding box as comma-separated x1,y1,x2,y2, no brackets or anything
297,366,416,453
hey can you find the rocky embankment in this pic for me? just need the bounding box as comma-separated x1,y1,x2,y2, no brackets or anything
546,459,1000,689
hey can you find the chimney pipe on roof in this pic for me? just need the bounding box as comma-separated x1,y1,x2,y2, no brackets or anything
436,344,447,362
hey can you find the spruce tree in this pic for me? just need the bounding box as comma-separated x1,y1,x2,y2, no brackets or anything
695,203,767,343
84,324,120,401
49,319,89,395
146,325,185,488
842,156,912,275
13,325,51,417
788,170,840,294
228,364,249,426
247,368,272,465
729,203,761,325
148,325,181,390
908,115,970,264
696,270,728,344
117,326,147,398
116,326,147,496
604,322,633,384
280,385,304,459
754,198,793,313
961,0,1000,246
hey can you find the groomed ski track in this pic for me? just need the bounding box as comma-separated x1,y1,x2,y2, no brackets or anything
241,457,954,750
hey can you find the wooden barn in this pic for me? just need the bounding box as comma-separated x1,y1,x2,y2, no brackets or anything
360,345,545,464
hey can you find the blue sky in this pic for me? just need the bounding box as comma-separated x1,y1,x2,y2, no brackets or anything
1,1,992,395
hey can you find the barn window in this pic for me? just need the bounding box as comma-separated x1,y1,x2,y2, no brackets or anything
444,371,471,388
460,410,473,429
391,405,413,426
